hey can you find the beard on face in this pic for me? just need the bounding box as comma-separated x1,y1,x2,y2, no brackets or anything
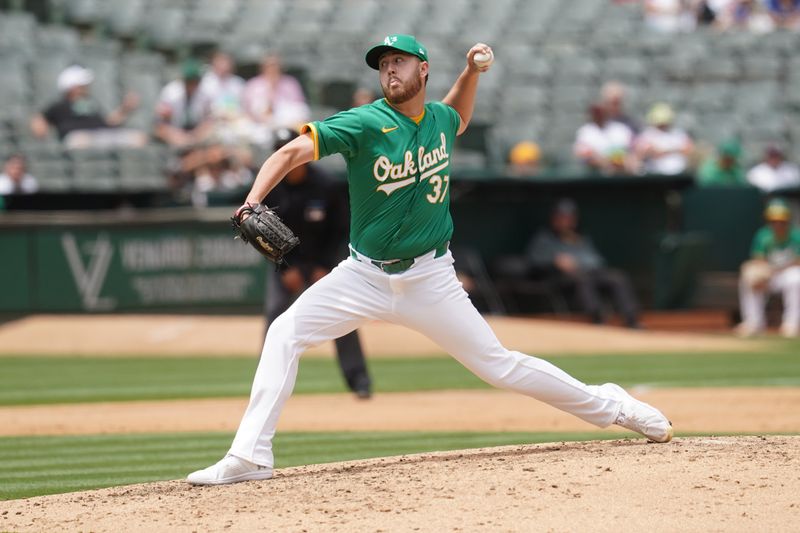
382,69,423,105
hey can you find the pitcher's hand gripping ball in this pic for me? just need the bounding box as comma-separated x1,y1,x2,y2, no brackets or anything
231,203,300,265
473,50,493,68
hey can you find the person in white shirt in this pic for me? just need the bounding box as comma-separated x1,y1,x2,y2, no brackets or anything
155,59,213,147
634,103,694,175
0,154,38,195
644,0,697,32
573,103,635,175
197,51,246,120
747,145,800,192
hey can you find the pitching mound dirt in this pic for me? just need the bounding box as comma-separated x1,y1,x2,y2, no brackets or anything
3,436,798,532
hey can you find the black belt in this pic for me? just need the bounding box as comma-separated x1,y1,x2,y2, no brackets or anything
351,243,449,274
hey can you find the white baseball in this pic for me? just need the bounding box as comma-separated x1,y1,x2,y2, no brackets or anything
473,50,493,68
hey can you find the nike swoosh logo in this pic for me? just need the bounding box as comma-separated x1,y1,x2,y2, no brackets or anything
381,125,399,133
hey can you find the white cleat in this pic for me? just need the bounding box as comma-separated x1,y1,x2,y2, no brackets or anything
186,454,273,485
605,383,673,443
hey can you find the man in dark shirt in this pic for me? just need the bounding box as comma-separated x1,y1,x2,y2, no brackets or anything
30,65,145,149
263,128,372,398
526,198,641,328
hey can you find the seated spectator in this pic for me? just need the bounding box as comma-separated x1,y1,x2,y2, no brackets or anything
352,87,378,108
747,145,800,192
573,103,635,176
634,103,693,175
507,140,542,177
525,198,641,328
600,81,640,133
197,51,245,120
196,51,251,146
0,153,38,195
696,0,744,26
644,0,696,33
242,53,310,146
154,59,213,148
697,139,746,186
737,198,800,338
30,65,146,149
715,0,775,32
767,0,800,29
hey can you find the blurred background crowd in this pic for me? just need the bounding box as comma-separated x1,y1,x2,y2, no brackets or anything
2,0,800,200
1,0,800,335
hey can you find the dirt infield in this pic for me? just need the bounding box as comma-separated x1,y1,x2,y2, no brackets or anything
3,436,799,532
2,314,797,530
2,387,799,437
0,314,757,357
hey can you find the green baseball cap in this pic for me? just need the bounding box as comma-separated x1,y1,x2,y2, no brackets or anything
181,58,203,80
365,34,428,70
718,139,741,158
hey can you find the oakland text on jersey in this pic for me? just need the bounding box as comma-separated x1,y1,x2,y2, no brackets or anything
373,132,450,196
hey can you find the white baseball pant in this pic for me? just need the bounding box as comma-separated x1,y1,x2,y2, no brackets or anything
229,248,625,467
739,265,800,332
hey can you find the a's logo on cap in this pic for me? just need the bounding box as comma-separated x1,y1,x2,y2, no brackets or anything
384,35,397,45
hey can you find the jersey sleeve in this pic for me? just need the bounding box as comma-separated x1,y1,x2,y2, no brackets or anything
301,108,363,161
437,102,462,137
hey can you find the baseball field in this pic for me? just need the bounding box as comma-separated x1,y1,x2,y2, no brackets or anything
0,314,798,531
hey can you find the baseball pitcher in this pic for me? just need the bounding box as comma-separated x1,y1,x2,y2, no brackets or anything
188,35,673,485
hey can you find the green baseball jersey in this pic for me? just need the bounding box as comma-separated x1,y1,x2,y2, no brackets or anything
303,98,460,260
751,225,800,268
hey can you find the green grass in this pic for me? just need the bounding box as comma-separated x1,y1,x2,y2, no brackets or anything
0,430,626,500
0,346,798,406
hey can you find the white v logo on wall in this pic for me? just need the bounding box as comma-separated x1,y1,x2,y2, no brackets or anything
61,233,116,311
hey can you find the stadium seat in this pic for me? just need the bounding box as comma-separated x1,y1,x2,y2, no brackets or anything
141,8,187,52
102,0,147,39
0,11,37,59
741,55,783,81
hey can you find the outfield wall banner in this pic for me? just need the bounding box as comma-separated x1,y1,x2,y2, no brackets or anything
0,232,32,312
33,228,267,311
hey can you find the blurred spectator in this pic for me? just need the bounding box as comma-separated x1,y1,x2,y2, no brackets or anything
30,65,146,149
195,51,252,146
352,87,378,108
696,0,749,26
697,139,746,186
737,198,800,338
262,128,372,398
767,0,800,29
242,53,310,146
526,198,641,328
507,140,542,177
634,103,694,175
197,51,245,120
715,0,775,32
190,144,253,207
644,0,697,32
0,154,38,195
573,103,635,175
747,145,800,192
154,59,213,148
600,81,640,133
